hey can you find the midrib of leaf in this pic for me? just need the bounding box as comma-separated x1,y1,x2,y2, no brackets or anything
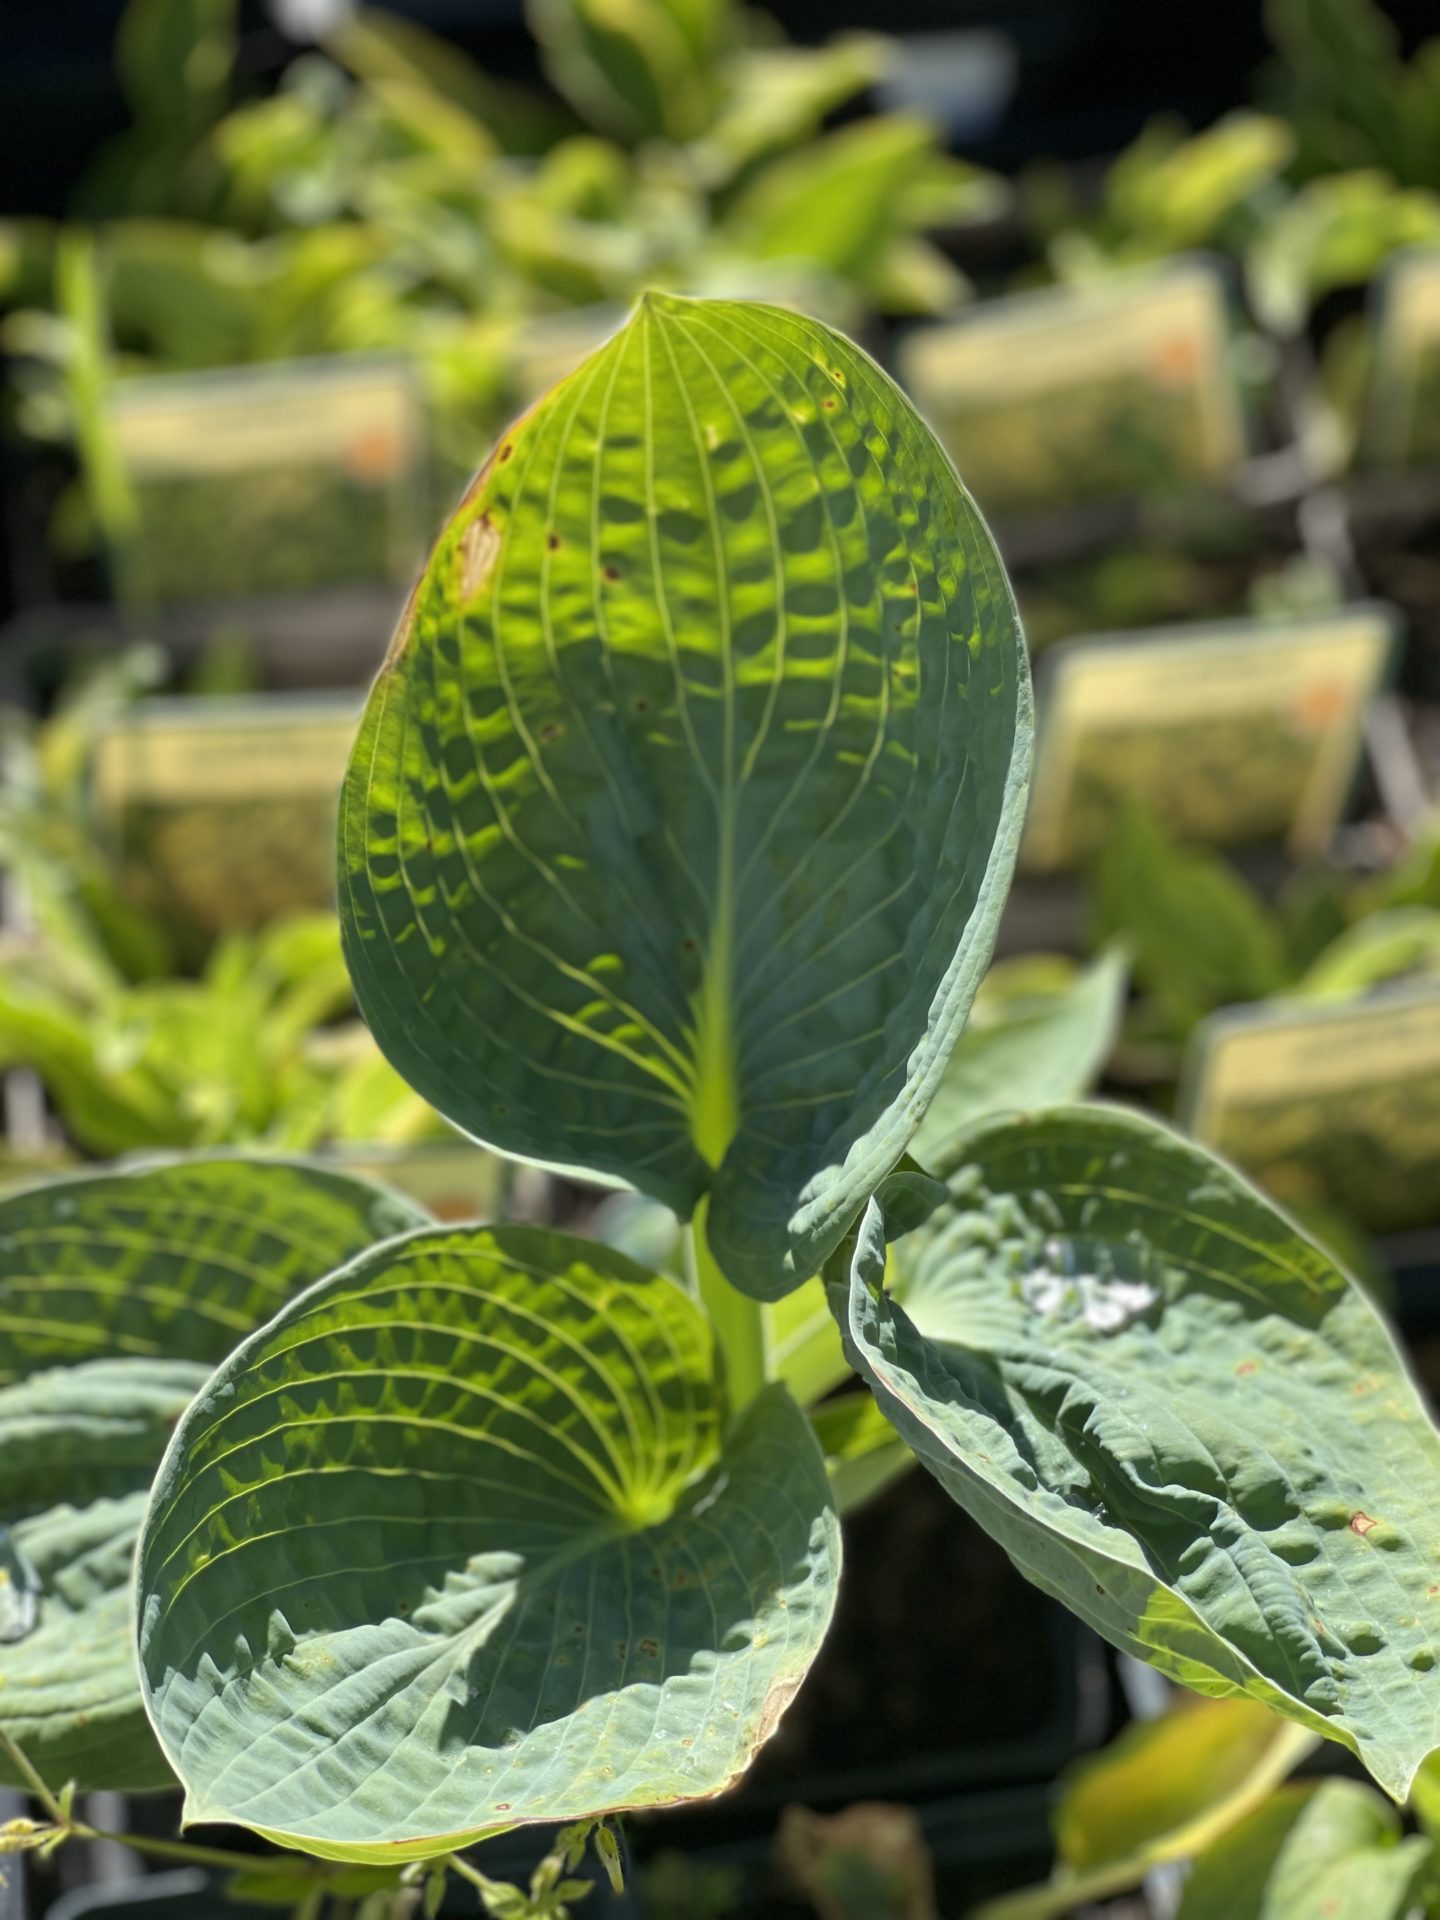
646,297,741,1173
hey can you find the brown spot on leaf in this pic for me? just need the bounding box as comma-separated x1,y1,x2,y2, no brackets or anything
640,1638,659,1657
1235,1360,1258,1376
603,565,621,583
547,532,561,551
1349,1512,1378,1537
458,513,501,602
754,1675,802,1750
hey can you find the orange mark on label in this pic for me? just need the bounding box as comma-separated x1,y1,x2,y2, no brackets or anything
1293,681,1348,731
1349,1512,1378,1537
344,428,405,482
1149,333,1202,384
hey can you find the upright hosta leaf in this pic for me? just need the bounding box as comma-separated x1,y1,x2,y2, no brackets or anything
340,292,1031,1300
0,1157,425,1792
138,1224,839,1861
836,1105,1440,1800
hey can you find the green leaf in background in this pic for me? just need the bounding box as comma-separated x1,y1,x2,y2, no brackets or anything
1291,905,1440,1000
0,1156,425,1791
835,1104,1440,1801
1106,113,1293,254
340,292,1030,1301
691,37,891,188
1176,1778,1431,1920
80,0,238,218
138,1224,840,1859
909,948,1127,1176
527,0,731,143
1246,170,1440,335
327,7,565,158
722,118,972,310
1264,0,1440,192
975,1696,1315,1920
1094,810,1288,1036
808,1391,912,1515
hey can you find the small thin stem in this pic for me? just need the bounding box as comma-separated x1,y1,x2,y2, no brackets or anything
448,1852,505,1900
0,1727,319,1881
0,1725,65,1824
80,1826,308,1876
688,1200,767,1411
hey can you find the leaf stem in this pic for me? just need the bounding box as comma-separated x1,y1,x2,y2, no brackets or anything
0,1726,320,1881
0,1726,64,1824
689,1200,767,1411
82,1827,307,1876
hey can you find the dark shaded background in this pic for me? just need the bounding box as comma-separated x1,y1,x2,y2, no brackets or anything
4,0,1435,218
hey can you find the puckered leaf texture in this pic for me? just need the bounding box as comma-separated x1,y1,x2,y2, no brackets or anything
836,1104,1440,1802
138,1224,839,1860
340,291,1030,1300
0,1156,423,1791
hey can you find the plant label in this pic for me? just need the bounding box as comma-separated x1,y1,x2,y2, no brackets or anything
107,355,427,604
896,258,1246,516
1022,604,1396,871
1179,981,1440,1233
91,694,361,935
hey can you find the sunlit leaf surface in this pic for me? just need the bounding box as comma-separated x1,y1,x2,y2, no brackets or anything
836,1105,1440,1801
138,1224,839,1859
0,1156,423,1791
341,292,1030,1299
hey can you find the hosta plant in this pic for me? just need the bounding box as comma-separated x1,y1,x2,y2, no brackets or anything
4,292,1440,1915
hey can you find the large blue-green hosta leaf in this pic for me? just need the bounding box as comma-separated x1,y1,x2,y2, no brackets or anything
340,291,1031,1301
836,1105,1440,1801
137,1223,840,1862
0,1157,424,1791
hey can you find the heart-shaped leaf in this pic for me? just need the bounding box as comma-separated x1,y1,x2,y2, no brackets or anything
138,1223,839,1861
835,1104,1440,1801
340,291,1031,1300
0,1156,425,1792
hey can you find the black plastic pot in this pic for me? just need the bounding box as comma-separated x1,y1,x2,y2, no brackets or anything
634,1781,1057,1919
1387,1226,1440,1408
633,1467,1111,1869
